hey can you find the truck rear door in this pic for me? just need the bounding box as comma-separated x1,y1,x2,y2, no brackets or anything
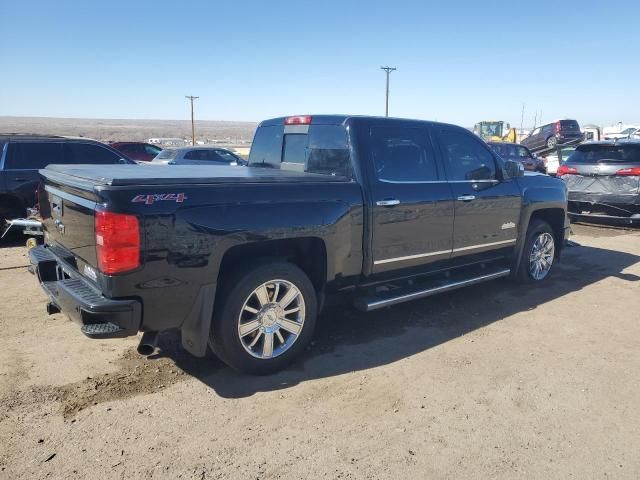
364,122,454,275
433,125,521,260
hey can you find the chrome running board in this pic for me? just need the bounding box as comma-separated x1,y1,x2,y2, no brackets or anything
354,268,511,312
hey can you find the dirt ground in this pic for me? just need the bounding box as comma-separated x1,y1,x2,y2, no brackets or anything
1,224,639,479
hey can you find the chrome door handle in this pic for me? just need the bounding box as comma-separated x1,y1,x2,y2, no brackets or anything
376,199,400,207
457,195,476,202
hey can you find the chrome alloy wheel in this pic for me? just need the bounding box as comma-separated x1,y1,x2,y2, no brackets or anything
237,279,306,359
529,232,555,280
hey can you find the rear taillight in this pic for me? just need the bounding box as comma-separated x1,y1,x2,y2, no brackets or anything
95,210,140,275
284,115,311,125
557,165,578,176
616,167,640,176
555,122,561,133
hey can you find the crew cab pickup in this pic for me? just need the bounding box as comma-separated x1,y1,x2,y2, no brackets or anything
29,115,569,374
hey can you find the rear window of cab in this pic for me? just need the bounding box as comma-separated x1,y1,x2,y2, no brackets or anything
249,124,351,177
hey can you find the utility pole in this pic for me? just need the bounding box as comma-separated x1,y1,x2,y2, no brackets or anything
185,95,199,145
380,66,396,117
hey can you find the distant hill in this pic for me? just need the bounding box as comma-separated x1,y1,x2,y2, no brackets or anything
0,116,257,145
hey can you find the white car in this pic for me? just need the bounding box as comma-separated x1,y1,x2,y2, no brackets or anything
541,145,577,175
604,126,640,140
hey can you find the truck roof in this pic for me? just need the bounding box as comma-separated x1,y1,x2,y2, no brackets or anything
41,164,349,187
258,114,464,129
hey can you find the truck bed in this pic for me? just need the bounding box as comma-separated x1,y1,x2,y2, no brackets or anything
41,164,348,187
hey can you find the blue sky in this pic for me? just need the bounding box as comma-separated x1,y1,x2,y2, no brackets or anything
1,0,637,128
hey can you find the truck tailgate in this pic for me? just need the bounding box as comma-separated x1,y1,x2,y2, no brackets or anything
41,182,99,270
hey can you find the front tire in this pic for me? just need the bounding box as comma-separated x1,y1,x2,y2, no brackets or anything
546,136,558,149
209,261,317,375
517,220,556,283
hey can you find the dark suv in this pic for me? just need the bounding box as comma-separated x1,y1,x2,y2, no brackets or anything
0,135,133,230
522,120,583,151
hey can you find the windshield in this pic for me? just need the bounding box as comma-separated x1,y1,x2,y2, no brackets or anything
619,128,637,135
568,144,640,164
479,123,503,137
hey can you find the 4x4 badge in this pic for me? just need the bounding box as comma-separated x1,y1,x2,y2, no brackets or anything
132,193,188,205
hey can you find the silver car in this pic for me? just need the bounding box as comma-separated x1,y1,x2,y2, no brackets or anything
151,146,246,166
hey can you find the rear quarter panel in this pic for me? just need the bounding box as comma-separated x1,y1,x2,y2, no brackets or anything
99,180,364,332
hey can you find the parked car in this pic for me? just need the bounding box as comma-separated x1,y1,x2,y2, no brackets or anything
603,126,640,140
151,146,246,166
487,142,546,173
521,120,583,151
0,134,133,235
540,145,578,176
558,140,640,225
29,115,569,374
110,142,162,162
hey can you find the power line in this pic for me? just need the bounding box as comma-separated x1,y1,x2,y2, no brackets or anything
185,95,199,146
380,66,396,117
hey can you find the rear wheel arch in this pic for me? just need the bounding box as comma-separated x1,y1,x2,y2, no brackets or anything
215,237,328,295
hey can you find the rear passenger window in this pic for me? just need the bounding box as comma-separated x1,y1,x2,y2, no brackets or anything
65,143,123,164
371,126,438,182
5,142,65,169
438,128,497,181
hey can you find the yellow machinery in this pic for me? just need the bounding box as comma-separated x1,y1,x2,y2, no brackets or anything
473,121,517,143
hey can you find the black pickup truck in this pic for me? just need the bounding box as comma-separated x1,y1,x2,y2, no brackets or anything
29,115,569,374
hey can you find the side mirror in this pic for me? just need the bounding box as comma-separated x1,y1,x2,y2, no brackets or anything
504,160,525,179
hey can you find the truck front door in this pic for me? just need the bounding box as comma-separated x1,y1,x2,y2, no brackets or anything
366,123,454,275
434,126,521,262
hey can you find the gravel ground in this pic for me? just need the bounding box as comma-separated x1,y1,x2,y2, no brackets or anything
1,224,639,479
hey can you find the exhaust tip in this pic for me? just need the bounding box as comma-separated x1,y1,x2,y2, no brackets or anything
137,331,159,356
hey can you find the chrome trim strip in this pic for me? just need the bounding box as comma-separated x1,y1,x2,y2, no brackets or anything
364,269,511,311
374,238,517,265
377,179,500,184
452,238,517,252
374,249,452,265
45,185,96,210
379,179,446,184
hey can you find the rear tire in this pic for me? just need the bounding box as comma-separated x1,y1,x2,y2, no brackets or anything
209,261,317,375
517,220,556,284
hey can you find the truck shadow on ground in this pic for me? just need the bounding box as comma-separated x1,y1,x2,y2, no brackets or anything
156,243,640,398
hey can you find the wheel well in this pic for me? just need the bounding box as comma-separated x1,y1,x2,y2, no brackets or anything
0,195,26,218
217,238,327,293
529,208,565,254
